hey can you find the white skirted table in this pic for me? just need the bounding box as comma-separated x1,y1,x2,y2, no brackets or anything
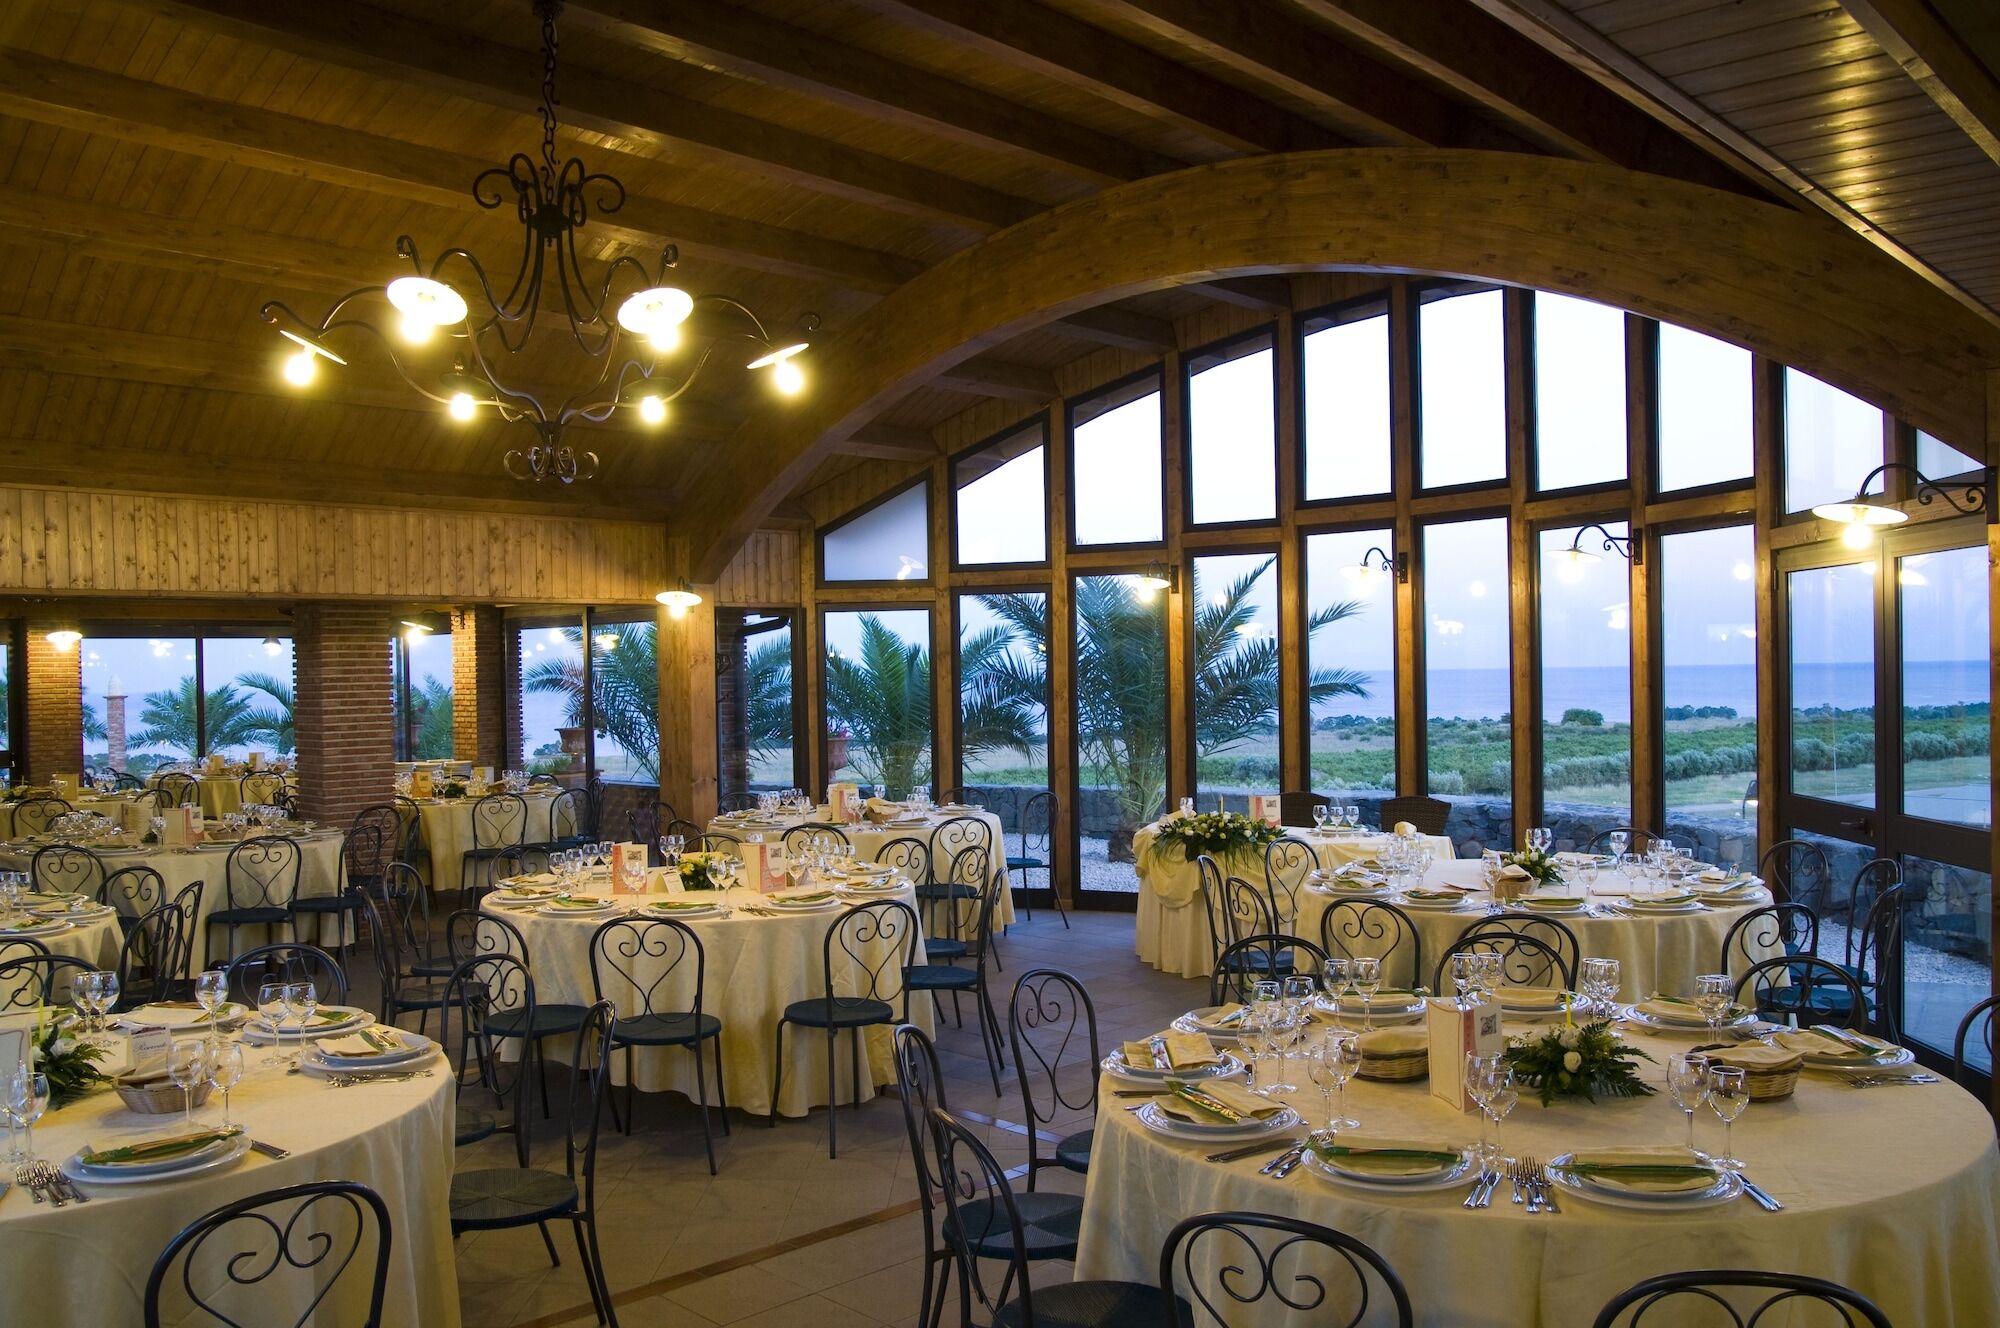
1076,1025,2000,1326
0,1042,458,1327
0,793,152,839
0,908,123,1002
481,879,934,1118
414,790,560,890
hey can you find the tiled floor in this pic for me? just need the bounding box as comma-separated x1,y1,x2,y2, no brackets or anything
443,908,1205,1327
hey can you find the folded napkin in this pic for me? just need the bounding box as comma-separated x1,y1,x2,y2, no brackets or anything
544,897,608,910
509,873,560,887
1636,994,1744,1023
319,1027,407,1058
1558,1147,1719,1193
1774,1027,1901,1060
1335,989,1420,1008
1401,887,1467,903
1499,986,1570,1011
1121,1031,1219,1071
80,1127,241,1168
1357,1027,1428,1058
1392,821,1417,836
1689,1042,1803,1072
649,898,721,911
1498,864,1531,880
1628,890,1697,907
1155,1078,1287,1125
774,890,838,904
1314,1136,1464,1177
1200,1003,1250,1029
1519,894,1585,909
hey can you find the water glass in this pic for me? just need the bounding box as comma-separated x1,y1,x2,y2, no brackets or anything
257,982,289,1065
1475,952,1504,1002
167,1041,206,1129
1344,804,1360,832
1694,973,1734,1041
6,1070,49,1163
1178,797,1195,816
195,968,229,1026
1608,831,1628,858
1311,1032,1360,1134
1579,957,1620,1017
1450,953,1479,1008
1465,1053,1503,1162
1667,1053,1711,1155
1707,1066,1748,1171
209,1043,244,1127
1281,976,1315,1062
1247,981,1283,1095
1350,957,1382,1032
1311,804,1329,833
1321,959,1350,1029
93,970,119,1034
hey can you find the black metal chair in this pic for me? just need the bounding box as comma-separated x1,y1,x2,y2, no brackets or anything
30,843,106,900
455,910,591,1120
873,835,931,889
698,832,741,856
1008,968,1100,1189
344,806,400,892
224,942,349,1007
1161,1211,1413,1328
1205,865,1293,981
1319,898,1424,993
143,1180,392,1328
358,891,452,1039
905,848,1007,1095
290,824,380,970
1262,837,1323,928
1278,789,1330,828
1759,838,1834,913
103,864,168,929
1591,1269,1892,1328
1377,794,1449,837
1433,929,1575,993
929,1105,1178,1328
111,771,144,791
1720,903,1819,976
238,771,287,807
0,953,94,1010
1953,994,1996,1089
165,880,205,997
116,901,187,1008
588,916,728,1174
156,773,199,808
1006,790,1066,928
393,793,426,866
462,793,529,894
770,898,918,1158
208,835,303,961
10,795,71,834
937,787,986,808
1457,912,1581,986
0,937,51,969
1735,955,1868,1031
783,822,851,857
1585,825,1668,855
448,984,620,1327
546,786,596,850
931,814,993,875
1212,935,1329,1007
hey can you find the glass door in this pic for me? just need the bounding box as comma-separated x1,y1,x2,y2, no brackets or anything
716,611,800,809
1071,573,1169,906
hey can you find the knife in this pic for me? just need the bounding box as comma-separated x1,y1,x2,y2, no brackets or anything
1205,1137,1301,1165
1148,1035,1173,1072
1737,1174,1784,1211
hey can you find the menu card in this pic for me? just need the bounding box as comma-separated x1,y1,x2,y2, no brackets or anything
246,751,263,770
409,769,435,798
1248,794,1282,827
204,753,226,775
611,843,648,893
737,840,787,894
828,783,861,824
1427,996,1503,1112
161,805,200,847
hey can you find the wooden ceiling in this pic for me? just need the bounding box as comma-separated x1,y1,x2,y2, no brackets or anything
0,0,1992,530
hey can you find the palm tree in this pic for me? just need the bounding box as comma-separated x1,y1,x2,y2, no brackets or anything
409,677,454,759
131,678,260,757
523,624,660,781
824,616,932,797
1192,557,1370,756
235,672,296,755
744,637,794,761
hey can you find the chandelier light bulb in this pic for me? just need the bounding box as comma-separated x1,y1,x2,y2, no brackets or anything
649,323,682,355
448,391,477,421
773,357,805,395
400,313,434,345
638,393,667,425
282,349,317,386
1841,522,1875,550
386,275,468,328
617,286,694,337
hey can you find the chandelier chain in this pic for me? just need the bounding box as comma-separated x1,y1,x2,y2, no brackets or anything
537,0,561,191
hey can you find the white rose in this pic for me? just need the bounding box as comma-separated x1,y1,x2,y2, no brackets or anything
1562,1050,1583,1073
51,1037,76,1058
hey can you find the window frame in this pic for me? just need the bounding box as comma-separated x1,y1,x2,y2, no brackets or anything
816,601,940,797
1066,366,1168,554
1183,542,1283,804
1527,290,1633,499
1295,520,1400,798
816,474,935,590
949,584,1053,796
1527,512,1638,828
1412,280,1511,498
1295,293,1395,510
1181,325,1280,532
949,414,1052,573
1647,318,1757,502
1648,514,1760,838
1412,506,1514,800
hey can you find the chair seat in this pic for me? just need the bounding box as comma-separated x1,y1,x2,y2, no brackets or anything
487,1004,592,1040
946,1190,1084,1261
388,982,451,1014
207,906,290,927
290,894,363,914
455,1105,498,1147
925,939,970,961
1007,856,1047,871
408,956,455,980
782,996,894,1029
450,1166,578,1230
915,884,979,902
994,1282,1182,1328
1055,1127,1093,1173
611,1011,721,1046
905,963,977,992
1219,950,1294,975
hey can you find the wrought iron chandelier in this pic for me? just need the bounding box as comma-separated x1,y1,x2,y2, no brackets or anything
258,0,814,483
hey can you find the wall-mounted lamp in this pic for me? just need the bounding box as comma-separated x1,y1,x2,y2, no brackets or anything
1560,524,1642,569
1342,546,1408,586
1811,462,1989,548
398,619,433,645
261,636,284,656
1131,562,1176,599
43,627,81,652
593,630,619,652
657,581,704,619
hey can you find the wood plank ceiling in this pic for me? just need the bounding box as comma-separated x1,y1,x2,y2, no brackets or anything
0,0,1988,527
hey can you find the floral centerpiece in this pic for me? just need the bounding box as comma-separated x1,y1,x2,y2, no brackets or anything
677,851,723,891
29,1012,111,1108
1503,1017,1653,1105
1500,844,1564,888
437,780,469,801
1152,810,1283,863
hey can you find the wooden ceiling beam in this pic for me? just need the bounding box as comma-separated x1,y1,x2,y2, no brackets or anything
929,357,1059,402
1842,0,2000,169
142,0,1035,232
833,426,941,462
0,50,918,294
562,0,1181,187
851,0,1347,156
1046,306,1179,353
1198,277,1294,312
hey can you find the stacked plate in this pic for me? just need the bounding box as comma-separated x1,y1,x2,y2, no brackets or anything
645,897,728,920
1133,1097,1300,1143
1169,1005,1256,1041
1623,891,1706,914
1623,996,1755,1033
1545,1150,1741,1210
62,1128,251,1188
538,896,615,916
117,1001,248,1033
1517,894,1589,915
1397,889,1475,912
1316,990,1427,1025
1309,871,1389,896
239,1004,371,1044
0,916,73,938
300,1026,437,1078
1497,987,1574,1019
767,891,842,911
1303,1141,1475,1192
1101,1048,1245,1083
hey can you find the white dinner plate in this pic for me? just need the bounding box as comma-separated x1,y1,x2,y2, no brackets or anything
833,862,896,878
1545,1153,1742,1210
766,896,843,911
1396,895,1478,912
1134,1101,1301,1142
644,900,727,920
537,899,616,916
1170,1006,1255,1039
297,1046,441,1080
28,900,113,918
1302,1146,1476,1190
304,1027,436,1071
0,918,73,938
1516,897,1589,915
1799,1044,1917,1073
1100,1050,1246,1082
117,1001,247,1031
1622,896,1707,914
1621,1004,1756,1033
238,1005,371,1043
65,1133,251,1186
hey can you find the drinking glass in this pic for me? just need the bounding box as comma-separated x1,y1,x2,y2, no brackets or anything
168,1040,206,1129
1707,1066,1748,1171
1247,980,1283,1096
1282,976,1315,1069
1484,1067,1519,1165
658,836,676,867
1608,830,1628,858
1322,959,1350,1030
1578,958,1615,1018
209,1043,244,1128
1465,1052,1503,1163
1178,797,1195,816
1667,1053,1712,1155
1315,1032,1360,1133
1311,804,1329,834
1694,973,1734,1041
1475,953,1503,1003
1344,805,1360,833
284,982,317,1059
1450,953,1479,1009
90,970,118,1035
195,968,229,1027
257,982,289,1065
1350,957,1382,1033
6,1070,48,1162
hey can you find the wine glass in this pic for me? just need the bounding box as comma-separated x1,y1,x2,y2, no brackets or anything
1475,952,1504,1003
1344,804,1360,833
1465,1052,1503,1164
1321,959,1350,1031
257,981,289,1066
1246,980,1282,1096
1450,953,1479,1009
1667,1053,1712,1156
1313,1032,1360,1135
209,1043,244,1128
6,1070,49,1162
1282,975,1315,1073
1579,958,1616,1018
1618,852,1642,890
1707,1066,1748,1172
1608,830,1628,859
1484,1066,1519,1166
1258,980,1298,1094
1311,803,1329,834
1694,973,1734,1042
1350,957,1382,1033
167,1040,206,1129
93,970,119,1036
194,968,229,1030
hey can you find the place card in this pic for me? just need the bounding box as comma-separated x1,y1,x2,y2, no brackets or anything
1427,997,1502,1112
409,769,435,798
1248,794,1282,827
611,843,648,893
246,751,263,770
828,783,861,824
737,840,787,894
128,1027,173,1079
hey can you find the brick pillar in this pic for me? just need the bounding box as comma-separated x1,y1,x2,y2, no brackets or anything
450,606,506,770
24,622,83,782
292,604,393,827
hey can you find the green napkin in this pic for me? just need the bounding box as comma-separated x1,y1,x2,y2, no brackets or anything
1314,1138,1464,1177
776,891,837,904
82,1128,241,1167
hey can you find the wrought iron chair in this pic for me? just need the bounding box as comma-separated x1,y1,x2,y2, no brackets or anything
462,792,529,894
931,814,993,875
0,953,94,1011
1734,955,1867,1031
156,773,199,808
116,901,188,1008
1719,903,1819,976
0,937,52,970
143,1180,392,1328
165,880,205,997
905,848,1007,1094
111,771,144,791
1262,837,1323,927
1006,790,1066,928
1457,912,1581,986
1377,795,1449,837
1953,994,1997,1089
545,786,596,850
30,843,107,900
928,1105,1179,1328
872,835,931,888
770,898,918,1158
289,824,378,969
208,835,303,960
1758,838,1833,913
379,861,449,980
448,987,621,1327
103,864,168,930
393,793,426,865
10,795,71,834
937,786,986,808
1161,1211,1413,1328
783,822,851,856
452,910,590,1120
698,832,741,856
1007,968,1100,1188
1208,865,1294,981
1319,898,1424,992
1433,929,1575,993
1591,1269,1891,1328
1278,789,1330,828
343,805,401,893
588,916,728,1174
224,942,349,1007
1212,935,1330,1007
358,890,452,1039
238,771,287,807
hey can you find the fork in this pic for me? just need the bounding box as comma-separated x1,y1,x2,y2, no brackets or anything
37,1161,85,1204
15,1164,42,1204
29,1162,66,1207
1533,1158,1561,1213
1848,1073,1940,1087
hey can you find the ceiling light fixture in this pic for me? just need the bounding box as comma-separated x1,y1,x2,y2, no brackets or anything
258,0,815,485
1810,463,1989,544
43,628,81,652
262,636,284,656
657,581,704,619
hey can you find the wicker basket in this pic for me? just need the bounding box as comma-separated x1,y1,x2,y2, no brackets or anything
1357,1051,1430,1083
114,1075,213,1116
1737,1057,1803,1102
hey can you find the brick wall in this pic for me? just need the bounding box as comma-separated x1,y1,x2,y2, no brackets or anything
24,621,82,781
293,604,393,827
451,606,505,770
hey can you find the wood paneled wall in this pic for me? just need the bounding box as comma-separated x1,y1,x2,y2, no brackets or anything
714,529,806,606
0,485,668,603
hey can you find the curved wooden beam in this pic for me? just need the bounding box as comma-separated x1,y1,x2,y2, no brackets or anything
682,149,2000,579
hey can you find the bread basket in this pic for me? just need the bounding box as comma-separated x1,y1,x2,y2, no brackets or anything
114,1073,213,1115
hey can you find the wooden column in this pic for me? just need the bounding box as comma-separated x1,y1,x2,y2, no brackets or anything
1162,350,1191,808
1506,289,1537,844
292,603,393,827
1274,308,1306,794
1047,403,1078,909
449,605,506,771
1390,280,1423,797
1987,368,1999,1124
1752,357,1783,856
1627,315,1661,830
929,459,955,799
657,589,719,826
23,621,82,782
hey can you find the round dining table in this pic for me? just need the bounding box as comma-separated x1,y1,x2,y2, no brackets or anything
0,792,152,839
481,876,935,1118
0,906,124,1001
0,1035,458,1327
415,789,560,891
1076,1017,2000,1326
148,773,294,820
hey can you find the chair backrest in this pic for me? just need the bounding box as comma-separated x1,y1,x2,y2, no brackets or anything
1433,929,1575,992
820,899,918,1012
1953,994,1997,1089
1590,1269,1892,1328
132,787,172,816
1218,875,1281,951
1016,790,1054,859
1278,790,1330,828
1457,913,1581,985
157,773,199,807
167,880,205,989
442,953,540,1165
1318,899,1424,992
31,844,107,900
1377,795,1449,837
1262,837,1321,925
118,902,186,1007
1161,1211,1413,1328
392,795,425,860
448,908,530,967
471,793,529,849
562,1001,618,1196
1196,854,1229,967
1007,969,1101,1170
143,1180,393,1328
225,943,348,1006
12,795,72,834
663,817,705,845
345,805,400,884
1584,825,1666,855
1736,955,1868,1030
699,832,741,856
930,815,992,875
891,1022,949,1217
225,835,303,910
104,864,168,921
589,916,705,1022
871,835,930,884
785,822,851,856
925,1107,1044,1322
548,786,593,841
1758,838,1833,912
937,786,984,808
1211,935,1330,1007
239,772,287,806
1848,860,1905,969
113,771,145,791
1720,903,1819,974
0,937,52,970
0,953,95,1011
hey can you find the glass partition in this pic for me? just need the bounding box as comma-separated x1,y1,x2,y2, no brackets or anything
1787,562,1876,808
1072,573,1168,895
1659,526,1758,842
1784,369,1883,514
717,611,796,806
1418,289,1506,489
1301,305,1391,501
1190,553,1280,810
588,619,659,783
394,628,454,762
1538,523,1632,834
1304,529,1396,800
518,625,586,778
1915,430,1984,481
1533,293,1627,491
83,637,197,770
958,591,1049,795
202,637,295,760
1657,324,1753,492
823,482,929,583
955,424,1046,566
823,608,933,798
1897,546,1989,830
1072,376,1164,546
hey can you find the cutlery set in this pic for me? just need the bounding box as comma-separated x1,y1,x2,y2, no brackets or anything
324,1070,434,1088
16,1162,86,1205
1505,1156,1561,1213
1846,1073,1940,1087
